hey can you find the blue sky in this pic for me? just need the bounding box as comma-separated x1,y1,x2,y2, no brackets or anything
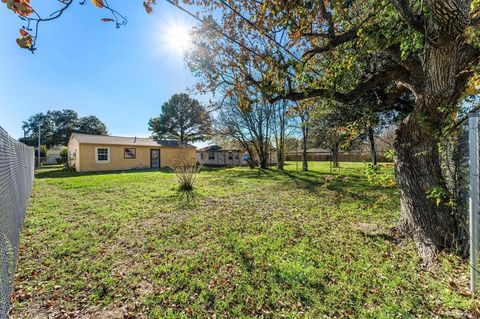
0,1,206,140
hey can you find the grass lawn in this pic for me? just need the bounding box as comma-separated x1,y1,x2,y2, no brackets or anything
10,162,479,318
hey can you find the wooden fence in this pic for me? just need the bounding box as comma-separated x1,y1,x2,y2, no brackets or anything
286,152,392,163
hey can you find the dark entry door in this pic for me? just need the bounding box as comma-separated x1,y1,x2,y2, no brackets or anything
151,149,160,168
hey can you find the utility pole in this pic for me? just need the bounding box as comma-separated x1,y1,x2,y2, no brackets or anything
37,123,41,169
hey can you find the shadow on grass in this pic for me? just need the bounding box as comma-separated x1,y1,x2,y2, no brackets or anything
162,186,202,209
36,164,241,179
177,188,198,203
359,231,400,244
35,167,173,179
202,164,396,199
35,164,397,204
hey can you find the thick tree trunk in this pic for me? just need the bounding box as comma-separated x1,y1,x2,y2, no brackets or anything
393,114,464,265
390,5,475,263
368,127,377,166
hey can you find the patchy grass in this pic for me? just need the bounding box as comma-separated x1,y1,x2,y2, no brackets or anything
10,162,479,318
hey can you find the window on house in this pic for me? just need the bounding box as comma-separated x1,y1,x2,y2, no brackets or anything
228,153,233,160
96,147,109,162
124,148,136,159
200,153,204,160
208,152,215,160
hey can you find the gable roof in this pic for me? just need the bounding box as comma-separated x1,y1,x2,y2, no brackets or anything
71,133,194,148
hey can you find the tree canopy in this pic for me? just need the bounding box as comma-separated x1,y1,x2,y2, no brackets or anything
20,109,108,147
148,93,212,143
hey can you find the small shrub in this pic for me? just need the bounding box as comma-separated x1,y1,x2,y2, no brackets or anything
364,162,379,177
169,148,201,192
66,151,76,171
60,147,68,158
384,149,395,161
364,162,396,188
34,145,47,158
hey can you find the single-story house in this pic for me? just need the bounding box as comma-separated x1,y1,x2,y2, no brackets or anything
196,144,278,166
68,133,195,172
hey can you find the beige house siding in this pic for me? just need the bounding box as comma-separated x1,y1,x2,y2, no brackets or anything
78,144,150,172
75,144,195,172
68,137,81,171
67,134,195,172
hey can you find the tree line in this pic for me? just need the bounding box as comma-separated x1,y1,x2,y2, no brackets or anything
20,109,108,148
148,92,394,170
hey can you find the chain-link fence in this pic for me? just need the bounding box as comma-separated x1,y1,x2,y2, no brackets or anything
0,127,34,318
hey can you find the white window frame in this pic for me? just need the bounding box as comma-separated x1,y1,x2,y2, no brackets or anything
95,147,110,163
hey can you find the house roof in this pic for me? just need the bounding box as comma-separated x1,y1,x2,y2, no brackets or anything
71,133,194,148
197,144,243,152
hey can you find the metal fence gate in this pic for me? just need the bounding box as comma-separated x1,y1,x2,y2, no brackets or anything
0,127,34,318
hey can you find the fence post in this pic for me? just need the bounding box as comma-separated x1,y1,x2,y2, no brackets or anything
469,113,479,293
37,123,41,169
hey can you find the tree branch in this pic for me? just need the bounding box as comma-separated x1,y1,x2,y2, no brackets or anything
389,0,425,33
267,64,409,104
303,27,358,60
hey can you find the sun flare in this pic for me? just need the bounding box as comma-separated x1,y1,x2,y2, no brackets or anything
163,21,192,54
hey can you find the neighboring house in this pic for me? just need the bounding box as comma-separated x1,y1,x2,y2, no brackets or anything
196,144,278,166
196,145,243,166
46,146,65,165
68,133,195,172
